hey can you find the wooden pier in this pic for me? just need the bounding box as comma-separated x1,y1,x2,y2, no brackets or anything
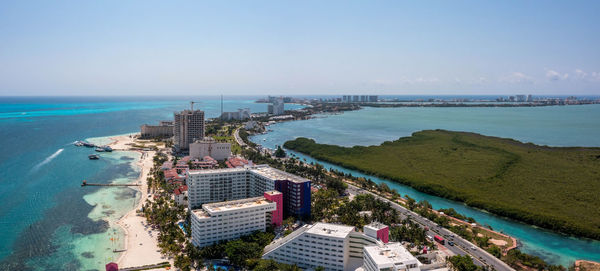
81,180,140,187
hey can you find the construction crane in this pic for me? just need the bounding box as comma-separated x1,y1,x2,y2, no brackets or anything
190,101,200,111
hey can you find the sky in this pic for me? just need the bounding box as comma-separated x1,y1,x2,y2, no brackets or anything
0,0,599,96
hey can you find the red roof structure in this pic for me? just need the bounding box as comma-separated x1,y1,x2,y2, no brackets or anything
226,157,249,168
164,169,179,180
174,185,188,195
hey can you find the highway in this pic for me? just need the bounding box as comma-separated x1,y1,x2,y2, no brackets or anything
346,184,515,271
233,127,246,147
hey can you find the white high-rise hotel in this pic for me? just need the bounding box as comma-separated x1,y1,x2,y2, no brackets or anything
187,165,311,218
262,222,422,271
191,193,280,247
363,242,421,271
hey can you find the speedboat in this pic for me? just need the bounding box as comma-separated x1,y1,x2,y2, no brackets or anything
82,142,95,148
95,147,105,152
88,154,100,160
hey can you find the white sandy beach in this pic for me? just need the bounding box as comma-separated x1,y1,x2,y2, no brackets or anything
106,134,170,269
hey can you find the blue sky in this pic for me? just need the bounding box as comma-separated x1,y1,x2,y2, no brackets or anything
0,0,599,95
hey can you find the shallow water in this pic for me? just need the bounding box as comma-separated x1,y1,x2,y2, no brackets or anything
0,96,300,270
250,104,600,266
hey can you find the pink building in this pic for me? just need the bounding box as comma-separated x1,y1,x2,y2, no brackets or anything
105,262,118,271
364,222,389,243
263,191,283,226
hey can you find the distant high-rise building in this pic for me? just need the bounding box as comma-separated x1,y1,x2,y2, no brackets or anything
174,109,205,151
527,94,533,102
268,97,285,115
220,108,251,121
342,95,377,103
516,95,526,102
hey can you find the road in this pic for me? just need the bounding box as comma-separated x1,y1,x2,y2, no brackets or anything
233,127,246,147
346,184,515,271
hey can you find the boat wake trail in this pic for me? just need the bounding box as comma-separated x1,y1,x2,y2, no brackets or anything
31,148,64,172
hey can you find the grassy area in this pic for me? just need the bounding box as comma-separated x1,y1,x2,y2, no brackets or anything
213,135,242,154
283,129,600,239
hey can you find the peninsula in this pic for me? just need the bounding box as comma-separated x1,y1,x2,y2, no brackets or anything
283,130,600,240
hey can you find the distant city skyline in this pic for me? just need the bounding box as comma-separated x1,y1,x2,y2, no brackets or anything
1,0,599,96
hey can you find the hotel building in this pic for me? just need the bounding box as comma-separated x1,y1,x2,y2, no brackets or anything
263,222,422,271
189,138,232,161
190,191,282,247
268,98,285,115
363,242,421,271
140,120,174,139
363,222,389,244
187,165,311,219
174,109,205,151
262,222,381,271
220,108,251,121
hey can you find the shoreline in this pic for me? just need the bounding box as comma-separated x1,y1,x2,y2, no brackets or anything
103,134,167,269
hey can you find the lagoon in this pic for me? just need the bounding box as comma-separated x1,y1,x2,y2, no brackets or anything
250,105,600,266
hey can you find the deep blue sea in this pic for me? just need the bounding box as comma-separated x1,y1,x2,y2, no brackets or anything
0,96,302,270
0,95,599,270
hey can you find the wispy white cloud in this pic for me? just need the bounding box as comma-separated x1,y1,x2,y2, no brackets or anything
545,69,569,81
500,72,534,84
574,69,600,81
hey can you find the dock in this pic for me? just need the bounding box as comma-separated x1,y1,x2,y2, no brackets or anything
81,180,140,187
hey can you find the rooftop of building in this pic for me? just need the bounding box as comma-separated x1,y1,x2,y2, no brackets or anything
364,242,420,266
161,161,173,169
306,222,355,239
188,166,247,175
175,109,204,114
164,169,181,179
191,137,230,144
264,190,282,196
174,185,188,195
192,196,273,218
186,165,309,184
250,165,310,184
365,221,389,231
226,157,250,168
180,156,191,163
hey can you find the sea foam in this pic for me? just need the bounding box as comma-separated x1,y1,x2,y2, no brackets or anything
32,148,64,172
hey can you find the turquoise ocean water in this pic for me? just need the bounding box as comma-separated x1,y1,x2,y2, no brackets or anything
0,96,301,271
250,104,600,266
0,96,598,269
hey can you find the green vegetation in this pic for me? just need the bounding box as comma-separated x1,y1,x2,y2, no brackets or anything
283,130,600,239
503,249,566,271
438,208,476,223
274,145,286,158
206,123,242,154
448,255,482,271
198,230,299,270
